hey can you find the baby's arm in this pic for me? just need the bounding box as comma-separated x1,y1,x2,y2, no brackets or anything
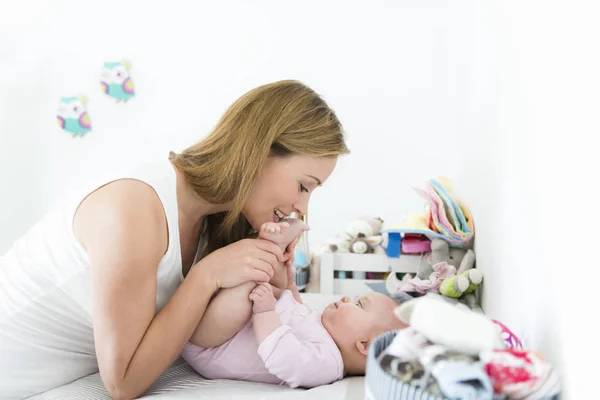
250,283,283,343
250,284,341,388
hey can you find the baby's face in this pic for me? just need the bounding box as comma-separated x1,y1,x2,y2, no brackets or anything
321,292,405,350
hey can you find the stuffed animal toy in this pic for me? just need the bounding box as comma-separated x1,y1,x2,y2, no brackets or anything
345,217,385,254
423,239,482,298
362,216,384,236
416,239,470,279
319,236,351,254
386,271,415,298
385,238,482,299
317,216,385,254
349,233,383,254
439,249,482,298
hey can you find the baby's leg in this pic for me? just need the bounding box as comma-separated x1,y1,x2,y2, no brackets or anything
189,281,255,348
189,220,307,348
259,219,309,290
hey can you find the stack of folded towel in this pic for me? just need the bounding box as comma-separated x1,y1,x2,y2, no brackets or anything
384,177,475,259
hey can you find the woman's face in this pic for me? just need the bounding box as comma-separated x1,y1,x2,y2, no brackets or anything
242,155,337,229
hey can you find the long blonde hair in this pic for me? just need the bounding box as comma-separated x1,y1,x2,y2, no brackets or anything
170,80,349,257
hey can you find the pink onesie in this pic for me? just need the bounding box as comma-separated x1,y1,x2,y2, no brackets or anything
182,290,344,389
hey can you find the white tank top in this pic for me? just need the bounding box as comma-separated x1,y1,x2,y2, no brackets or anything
0,157,189,399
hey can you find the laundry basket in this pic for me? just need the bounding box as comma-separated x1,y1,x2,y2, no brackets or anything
365,330,561,400
365,330,445,400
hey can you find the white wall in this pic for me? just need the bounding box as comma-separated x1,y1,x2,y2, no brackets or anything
0,0,474,254
457,2,599,399
1,1,597,398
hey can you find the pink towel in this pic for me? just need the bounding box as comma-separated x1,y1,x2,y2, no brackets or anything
397,262,457,294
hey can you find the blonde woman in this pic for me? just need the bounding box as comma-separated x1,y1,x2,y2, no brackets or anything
0,80,349,400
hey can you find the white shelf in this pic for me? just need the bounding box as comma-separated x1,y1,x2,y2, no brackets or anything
318,253,420,295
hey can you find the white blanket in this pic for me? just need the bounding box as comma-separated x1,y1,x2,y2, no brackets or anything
26,294,365,400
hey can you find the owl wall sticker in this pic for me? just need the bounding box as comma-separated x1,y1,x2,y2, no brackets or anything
100,60,135,102
56,95,92,137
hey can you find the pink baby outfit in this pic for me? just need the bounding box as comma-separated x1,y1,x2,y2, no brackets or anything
182,290,344,389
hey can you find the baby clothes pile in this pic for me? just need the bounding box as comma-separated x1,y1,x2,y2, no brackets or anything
374,294,560,400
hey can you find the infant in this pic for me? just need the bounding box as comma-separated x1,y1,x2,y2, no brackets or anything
182,219,405,388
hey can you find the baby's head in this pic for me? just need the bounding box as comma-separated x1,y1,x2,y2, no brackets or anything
321,292,407,375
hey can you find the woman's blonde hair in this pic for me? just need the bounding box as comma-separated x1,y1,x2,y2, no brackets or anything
170,80,349,257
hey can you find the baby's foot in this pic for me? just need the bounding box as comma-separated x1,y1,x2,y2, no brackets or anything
259,219,309,251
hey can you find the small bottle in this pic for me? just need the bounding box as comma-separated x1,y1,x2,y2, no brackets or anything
291,213,310,290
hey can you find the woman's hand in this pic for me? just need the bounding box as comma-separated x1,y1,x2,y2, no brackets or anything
198,238,285,290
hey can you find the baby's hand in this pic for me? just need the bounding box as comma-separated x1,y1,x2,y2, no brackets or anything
249,283,277,314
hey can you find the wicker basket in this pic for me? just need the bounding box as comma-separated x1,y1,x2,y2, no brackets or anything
365,331,561,400
365,330,446,400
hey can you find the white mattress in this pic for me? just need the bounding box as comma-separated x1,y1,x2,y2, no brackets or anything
26,294,365,400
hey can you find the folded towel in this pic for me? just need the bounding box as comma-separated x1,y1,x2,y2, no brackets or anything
383,177,474,249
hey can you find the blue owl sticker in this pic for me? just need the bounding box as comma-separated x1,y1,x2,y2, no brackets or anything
101,60,135,102
56,95,92,137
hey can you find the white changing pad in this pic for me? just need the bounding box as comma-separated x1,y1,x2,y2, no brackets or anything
26,293,365,400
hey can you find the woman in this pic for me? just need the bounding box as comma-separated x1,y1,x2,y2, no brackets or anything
0,80,349,400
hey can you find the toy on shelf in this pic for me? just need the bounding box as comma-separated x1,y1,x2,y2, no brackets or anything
319,216,385,254
376,177,481,304
439,251,480,298
318,216,386,280
310,216,395,294
385,238,482,302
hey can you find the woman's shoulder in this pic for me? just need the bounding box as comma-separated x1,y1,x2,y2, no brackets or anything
73,177,169,257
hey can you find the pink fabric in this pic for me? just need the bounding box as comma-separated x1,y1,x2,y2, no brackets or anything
397,262,456,294
401,236,431,253
481,348,559,398
182,290,344,389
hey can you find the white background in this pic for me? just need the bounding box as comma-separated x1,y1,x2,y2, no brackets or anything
1,1,598,398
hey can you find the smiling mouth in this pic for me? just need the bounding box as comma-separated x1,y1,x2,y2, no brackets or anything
274,208,286,222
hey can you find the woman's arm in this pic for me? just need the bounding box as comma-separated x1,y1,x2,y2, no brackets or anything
76,180,282,400
76,180,218,400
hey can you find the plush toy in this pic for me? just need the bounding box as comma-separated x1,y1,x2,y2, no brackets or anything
318,216,385,254
385,238,482,299
345,217,385,254
420,238,482,298
311,216,384,289
386,271,414,297
362,216,384,236
439,250,482,298
349,233,383,254
416,239,470,280
319,236,351,253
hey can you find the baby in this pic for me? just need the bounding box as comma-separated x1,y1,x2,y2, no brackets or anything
182,219,406,388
